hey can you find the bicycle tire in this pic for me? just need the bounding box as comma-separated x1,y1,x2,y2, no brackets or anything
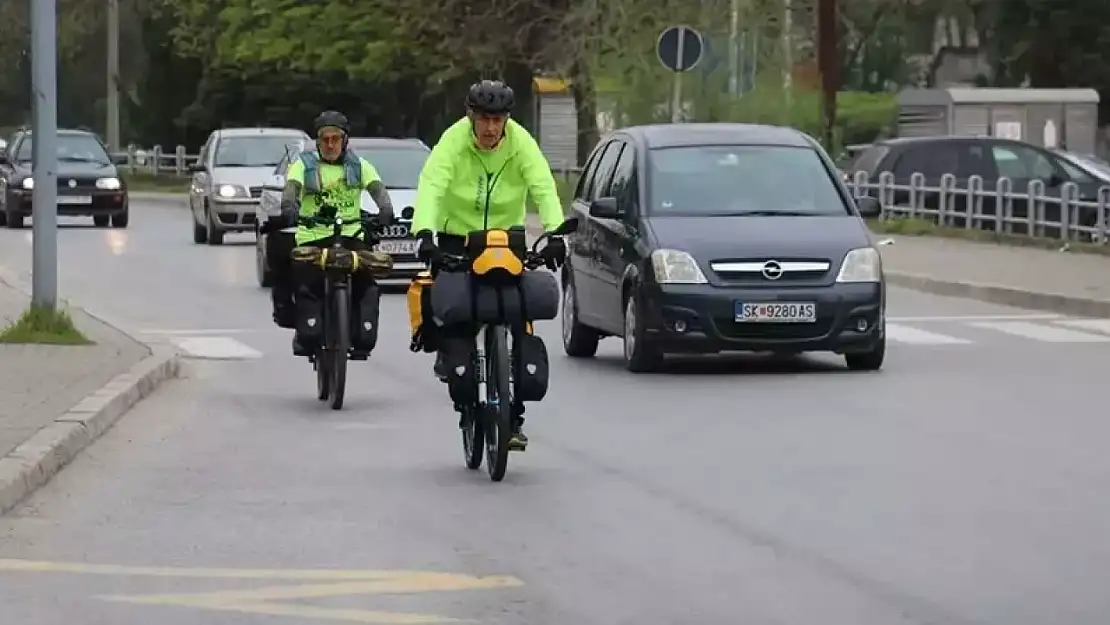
329,286,350,410
485,325,512,482
461,403,484,470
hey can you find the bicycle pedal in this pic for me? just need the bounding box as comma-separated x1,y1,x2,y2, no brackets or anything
349,351,369,361
509,439,528,452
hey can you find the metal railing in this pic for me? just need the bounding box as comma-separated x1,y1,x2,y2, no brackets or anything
846,171,1110,244
109,145,584,182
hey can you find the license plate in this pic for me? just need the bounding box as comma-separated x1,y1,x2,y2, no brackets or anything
58,195,92,205
735,302,816,323
375,239,418,255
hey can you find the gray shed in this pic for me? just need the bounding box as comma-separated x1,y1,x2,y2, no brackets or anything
896,88,1100,155
532,77,579,171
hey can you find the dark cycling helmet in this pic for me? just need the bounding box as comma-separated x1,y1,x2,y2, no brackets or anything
313,110,350,136
465,80,514,115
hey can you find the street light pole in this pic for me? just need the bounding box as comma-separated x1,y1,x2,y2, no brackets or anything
30,0,59,310
107,0,121,151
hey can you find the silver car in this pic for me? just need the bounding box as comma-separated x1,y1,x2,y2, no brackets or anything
189,127,310,245
255,138,429,287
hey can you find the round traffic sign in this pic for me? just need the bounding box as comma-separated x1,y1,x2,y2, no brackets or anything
656,26,704,73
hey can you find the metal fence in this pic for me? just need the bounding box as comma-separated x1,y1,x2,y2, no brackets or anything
846,171,1110,244
110,145,583,183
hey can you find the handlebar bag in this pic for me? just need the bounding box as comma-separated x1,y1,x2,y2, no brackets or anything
466,227,528,283
519,270,559,321
431,271,524,326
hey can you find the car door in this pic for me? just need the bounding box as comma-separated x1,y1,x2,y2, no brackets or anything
567,139,615,326
189,134,213,223
593,138,639,328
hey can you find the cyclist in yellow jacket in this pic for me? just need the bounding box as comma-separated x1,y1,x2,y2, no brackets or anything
411,79,567,449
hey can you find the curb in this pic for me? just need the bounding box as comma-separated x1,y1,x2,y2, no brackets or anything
0,347,181,515
885,271,1110,317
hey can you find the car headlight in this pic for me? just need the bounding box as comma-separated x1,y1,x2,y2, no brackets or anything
21,177,32,190
836,247,882,283
96,177,121,190
651,249,707,284
217,184,242,199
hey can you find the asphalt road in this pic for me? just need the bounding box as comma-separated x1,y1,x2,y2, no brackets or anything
2,200,1110,625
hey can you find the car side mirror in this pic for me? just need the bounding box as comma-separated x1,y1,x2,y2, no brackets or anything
1047,173,1067,187
856,196,882,218
589,197,620,219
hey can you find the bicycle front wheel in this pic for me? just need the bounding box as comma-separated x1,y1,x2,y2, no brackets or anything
328,286,350,410
485,325,512,482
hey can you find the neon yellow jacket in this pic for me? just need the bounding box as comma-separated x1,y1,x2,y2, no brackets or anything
412,117,564,236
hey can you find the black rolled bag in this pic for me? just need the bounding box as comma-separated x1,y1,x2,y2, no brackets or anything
431,269,560,326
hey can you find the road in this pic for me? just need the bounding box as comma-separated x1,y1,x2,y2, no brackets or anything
2,200,1110,625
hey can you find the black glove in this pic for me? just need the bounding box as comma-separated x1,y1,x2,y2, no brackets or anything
542,236,567,269
415,230,439,264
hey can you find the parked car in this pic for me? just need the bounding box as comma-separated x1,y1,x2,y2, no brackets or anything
847,135,1105,236
255,138,427,287
561,123,885,373
0,127,129,229
189,127,310,245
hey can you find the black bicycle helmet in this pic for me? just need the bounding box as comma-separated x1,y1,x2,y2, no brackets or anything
465,80,515,115
313,110,350,135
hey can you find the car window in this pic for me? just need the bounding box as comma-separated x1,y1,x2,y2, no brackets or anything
348,145,428,189
590,140,624,200
609,142,636,213
574,143,606,199
647,145,849,216
213,135,305,167
14,134,112,165
991,144,1057,180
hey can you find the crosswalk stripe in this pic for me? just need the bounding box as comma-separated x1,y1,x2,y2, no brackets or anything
884,323,971,345
1052,318,1110,336
171,337,263,360
967,320,1110,343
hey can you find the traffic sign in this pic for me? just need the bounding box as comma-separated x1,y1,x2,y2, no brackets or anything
656,26,704,73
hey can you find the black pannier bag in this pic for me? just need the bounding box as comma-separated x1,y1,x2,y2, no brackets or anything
353,283,381,352
514,332,550,402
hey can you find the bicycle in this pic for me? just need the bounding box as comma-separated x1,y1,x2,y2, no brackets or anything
290,211,391,410
430,217,579,482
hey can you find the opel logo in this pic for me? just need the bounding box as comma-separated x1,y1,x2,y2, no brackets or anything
761,260,784,280
68,179,76,188
380,224,411,238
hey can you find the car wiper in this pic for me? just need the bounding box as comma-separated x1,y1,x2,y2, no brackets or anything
718,209,826,217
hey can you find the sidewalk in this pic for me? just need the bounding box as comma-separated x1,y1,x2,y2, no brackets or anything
0,275,179,514
876,234,1110,317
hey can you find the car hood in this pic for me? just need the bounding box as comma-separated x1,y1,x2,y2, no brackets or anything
211,166,277,187
11,161,117,179
645,214,873,260
386,188,417,211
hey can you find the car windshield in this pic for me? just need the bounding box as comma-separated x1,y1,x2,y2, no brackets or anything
215,136,305,167
349,144,429,189
14,134,112,165
1066,152,1110,177
648,145,848,216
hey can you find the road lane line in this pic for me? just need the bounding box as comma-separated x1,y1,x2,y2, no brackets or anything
171,336,263,359
885,323,972,345
887,314,1063,322
968,320,1110,343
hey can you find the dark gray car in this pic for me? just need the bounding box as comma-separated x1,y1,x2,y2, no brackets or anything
561,123,885,373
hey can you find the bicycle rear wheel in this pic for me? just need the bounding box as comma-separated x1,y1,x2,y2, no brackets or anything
485,326,512,482
329,287,350,410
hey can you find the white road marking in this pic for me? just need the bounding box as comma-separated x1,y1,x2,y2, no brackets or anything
1052,318,1110,336
171,337,263,360
888,314,1063,323
968,320,1110,343
884,323,972,345
139,328,267,336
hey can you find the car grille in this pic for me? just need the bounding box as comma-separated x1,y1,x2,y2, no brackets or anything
56,177,99,191
716,317,835,340
709,257,832,285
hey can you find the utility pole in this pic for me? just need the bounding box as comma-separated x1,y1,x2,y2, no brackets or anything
783,0,793,112
817,0,838,150
30,0,59,310
107,0,120,151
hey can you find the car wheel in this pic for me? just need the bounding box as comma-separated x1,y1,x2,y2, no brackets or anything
192,206,208,243
256,230,274,288
561,280,599,358
845,335,885,371
622,290,663,373
111,211,129,228
205,206,224,245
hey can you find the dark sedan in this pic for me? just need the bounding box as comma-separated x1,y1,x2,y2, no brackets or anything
560,123,885,372
0,128,129,229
